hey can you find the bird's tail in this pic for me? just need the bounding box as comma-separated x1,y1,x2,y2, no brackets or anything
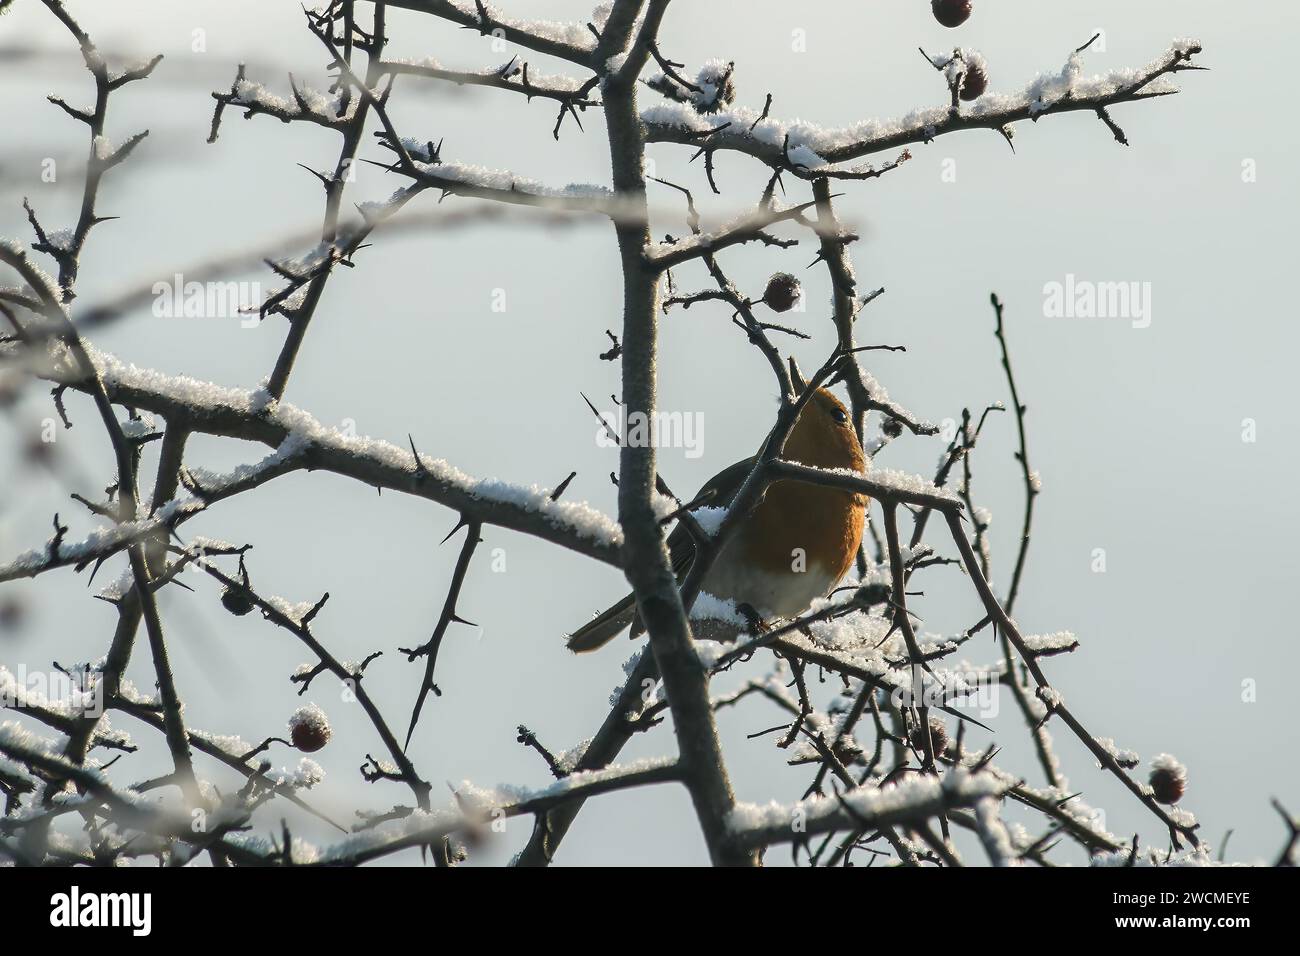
566,593,638,653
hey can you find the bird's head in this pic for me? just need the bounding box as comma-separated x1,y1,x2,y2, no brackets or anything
783,388,867,474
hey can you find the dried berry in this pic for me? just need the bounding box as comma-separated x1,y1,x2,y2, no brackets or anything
289,703,332,753
220,586,254,616
910,716,949,758
762,272,802,313
932,0,972,29
1149,754,1187,805
960,61,988,101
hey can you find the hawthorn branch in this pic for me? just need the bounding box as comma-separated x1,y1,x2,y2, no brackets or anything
944,510,1200,848
645,200,817,270
377,0,597,68
263,3,390,399
400,517,483,748
644,40,1205,167
190,553,432,810
599,0,756,867
728,770,1007,850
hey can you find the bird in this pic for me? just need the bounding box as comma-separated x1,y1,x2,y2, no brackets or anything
567,386,869,652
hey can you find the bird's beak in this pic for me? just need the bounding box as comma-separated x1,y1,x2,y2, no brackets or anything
787,356,809,393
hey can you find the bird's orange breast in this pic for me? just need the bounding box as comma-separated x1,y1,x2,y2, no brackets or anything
743,480,866,580
743,387,869,582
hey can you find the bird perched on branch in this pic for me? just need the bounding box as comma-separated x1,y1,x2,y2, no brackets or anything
567,385,868,652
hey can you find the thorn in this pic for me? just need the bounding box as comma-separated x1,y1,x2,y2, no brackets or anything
440,518,469,545
408,434,429,476
549,471,577,501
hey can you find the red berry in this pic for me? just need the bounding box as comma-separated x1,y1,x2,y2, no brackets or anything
291,724,328,752
289,704,332,753
762,273,801,313
960,62,988,101
220,585,254,616
932,0,972,29
1149,756,1187,805
910,716,949,758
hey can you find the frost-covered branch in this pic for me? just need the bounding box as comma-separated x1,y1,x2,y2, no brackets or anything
943,510,1201,848
1,31,201,815
514,649,661,865
643,39,1204,170
380,56,600,138
208,65,360,140
378,0,598,68
809,179,937,442
727,768,1007,849
0,0,1224,869
768,459,960,512
0,722,321,866
263,2,393,399
186,550,432,809
645,199,816,270
23,0,159,296
111,697,345,833
27,347,624,564
0,499,203,584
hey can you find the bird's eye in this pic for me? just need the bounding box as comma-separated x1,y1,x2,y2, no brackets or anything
832,407,849,425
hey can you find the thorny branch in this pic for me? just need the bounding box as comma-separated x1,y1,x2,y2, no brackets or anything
0,0,1251,869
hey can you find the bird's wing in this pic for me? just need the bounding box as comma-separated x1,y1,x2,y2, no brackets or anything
565,457,757,653
663,455,755,570
563,592,639,653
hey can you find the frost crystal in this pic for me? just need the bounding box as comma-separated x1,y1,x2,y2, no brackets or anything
289,702,330,739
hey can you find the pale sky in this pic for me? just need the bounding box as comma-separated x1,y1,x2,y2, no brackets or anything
1,0,1295,865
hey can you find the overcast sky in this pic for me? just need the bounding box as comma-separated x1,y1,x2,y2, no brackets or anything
1,0,1296,865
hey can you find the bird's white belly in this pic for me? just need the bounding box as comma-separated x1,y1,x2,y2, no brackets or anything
701,540,842,618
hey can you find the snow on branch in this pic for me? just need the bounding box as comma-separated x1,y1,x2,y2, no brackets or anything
37,347,625,563
728,767,1007,849
0,720,324,865
0,497,204,585
0,0,1240,870
380,56,600,139
383,55,593,98
458,756,681,815
645,199,818,269
768,460,961,511
382,0,599,66
110,699,345,832
643,39,1204,170
401,149,615,210
209,65,360,141
0,668,130,754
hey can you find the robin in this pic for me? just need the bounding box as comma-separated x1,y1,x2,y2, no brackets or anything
567,387,869,652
